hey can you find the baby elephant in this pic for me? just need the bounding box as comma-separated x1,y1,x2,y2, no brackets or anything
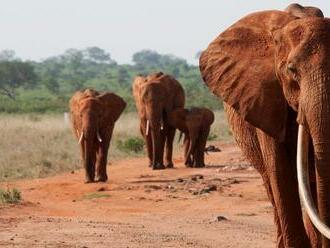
69,89,126,183
168,107,214,168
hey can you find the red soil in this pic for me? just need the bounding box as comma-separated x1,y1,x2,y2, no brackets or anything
0,142,275,247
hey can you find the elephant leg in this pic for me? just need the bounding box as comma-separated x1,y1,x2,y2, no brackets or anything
194,127,210,168
257,130,310,248
164,126,175,168
262,174,284,248
95,142,110,182
140,121,153,167
224,104,285,246
84,146,96,183
95,128,113,182
184,135,192,167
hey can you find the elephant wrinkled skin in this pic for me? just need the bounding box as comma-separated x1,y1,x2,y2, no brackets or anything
200,4,330,248
69,89,126,183
168,107,214,168
133,72,185,170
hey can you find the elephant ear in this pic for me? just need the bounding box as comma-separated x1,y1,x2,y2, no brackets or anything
98,92,127,123
69,91,85,134
200,11,296,141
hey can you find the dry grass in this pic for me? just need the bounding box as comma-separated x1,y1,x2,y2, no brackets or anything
0,110,231,181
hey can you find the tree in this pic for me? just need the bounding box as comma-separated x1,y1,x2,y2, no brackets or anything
61,49,84,67
132,50,161,67
117,67,130,86
43,76,60,94
84,47,114,64
0,61,37,99
0,50,18,62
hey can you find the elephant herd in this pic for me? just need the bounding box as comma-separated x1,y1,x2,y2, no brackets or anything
70,72,215,181
68,3,330,247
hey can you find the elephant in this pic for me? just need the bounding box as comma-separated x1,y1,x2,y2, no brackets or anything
132,72,185,170
285,3,324,18
199,5,330,248
168,107,214,168
69,89,126,183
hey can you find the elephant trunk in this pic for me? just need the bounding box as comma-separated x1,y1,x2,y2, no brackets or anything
185,133,196,166
144,101,166,170
297,126,330,240
298,73,330,244
150,119,165,169
82,123,98,183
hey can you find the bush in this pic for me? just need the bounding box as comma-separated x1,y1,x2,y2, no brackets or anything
116,137,144,153
0,188,22,204
207,132,218,141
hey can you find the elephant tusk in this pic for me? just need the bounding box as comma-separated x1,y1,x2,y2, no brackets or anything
297,125,330,239
97,131,102,143
161,121,164,130
78,131,84,144
178,131,183,143
146,120,150,136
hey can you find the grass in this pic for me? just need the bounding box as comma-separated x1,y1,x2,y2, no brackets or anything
80,192,111,200
0,110,231,181
0,188,22,204
116,137,144,154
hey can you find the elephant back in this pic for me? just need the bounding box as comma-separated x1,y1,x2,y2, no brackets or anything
157,74,185,110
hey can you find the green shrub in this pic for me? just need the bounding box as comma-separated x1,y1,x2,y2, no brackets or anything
0,188,22,204
116,137,144,153
207,132,218,141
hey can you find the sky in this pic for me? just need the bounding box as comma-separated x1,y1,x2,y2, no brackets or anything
0,0,329,64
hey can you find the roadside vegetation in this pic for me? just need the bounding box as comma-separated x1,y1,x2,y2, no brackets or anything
0,187,22,204
0,48,231,181
0,48,220,113
0,111,231,181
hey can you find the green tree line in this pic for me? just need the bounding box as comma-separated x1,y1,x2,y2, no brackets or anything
0,48,220,113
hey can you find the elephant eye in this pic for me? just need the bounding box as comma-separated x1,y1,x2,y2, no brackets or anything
287,63,296,73
287,62,300,81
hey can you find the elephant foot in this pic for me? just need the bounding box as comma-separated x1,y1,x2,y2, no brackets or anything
152,163,165,170
165,162,174,169
185,163,193,168
84,178,94,184
193,163,205,168
95,175,108,182
185,160,193,168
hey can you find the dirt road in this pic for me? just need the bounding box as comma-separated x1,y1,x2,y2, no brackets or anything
0,142,275,247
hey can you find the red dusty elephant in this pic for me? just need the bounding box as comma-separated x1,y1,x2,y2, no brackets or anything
168,107,214,168
69,89,126,183
200,4,330,248
132,72,185,170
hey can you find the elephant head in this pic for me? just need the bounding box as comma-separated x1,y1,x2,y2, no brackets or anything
285,3,324,18
200,10,330,242
70,89,126,182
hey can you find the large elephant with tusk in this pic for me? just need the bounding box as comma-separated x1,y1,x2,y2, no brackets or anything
200,4,330,248
69,89,126,183
132,72,185,170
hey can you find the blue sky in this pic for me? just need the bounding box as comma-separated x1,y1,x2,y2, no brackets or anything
0,1,328,64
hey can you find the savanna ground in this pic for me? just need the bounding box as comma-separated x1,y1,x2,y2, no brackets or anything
0,111,275,247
